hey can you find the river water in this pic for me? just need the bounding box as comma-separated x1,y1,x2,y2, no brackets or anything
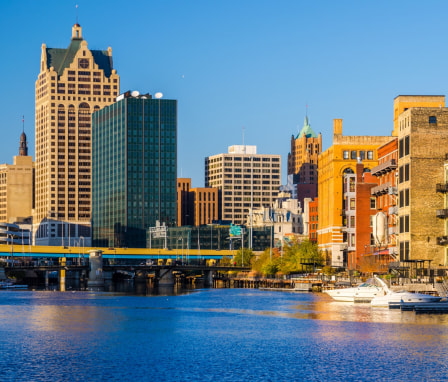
0,285,447,381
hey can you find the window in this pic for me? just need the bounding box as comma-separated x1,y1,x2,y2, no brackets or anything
350,216,355,227
367,151,373,160
399,138,403,158
404,135,410,156
370,197,376,209
405,163,409,182
429,116,437,124
359,151,365,160
350,198,355,210
351,151,357,160
343,150,349,159
405,188,409,206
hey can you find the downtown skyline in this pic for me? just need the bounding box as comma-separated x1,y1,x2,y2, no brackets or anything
1,0,448,187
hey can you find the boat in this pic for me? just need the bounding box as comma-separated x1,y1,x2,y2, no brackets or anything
370,277,442,307
324,277,387,302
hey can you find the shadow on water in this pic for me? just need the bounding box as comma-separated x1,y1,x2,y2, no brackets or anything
30,278,200,296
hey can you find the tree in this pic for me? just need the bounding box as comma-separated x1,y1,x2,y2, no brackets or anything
233,248,254,267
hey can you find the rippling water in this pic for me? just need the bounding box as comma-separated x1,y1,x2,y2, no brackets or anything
0,287,447,381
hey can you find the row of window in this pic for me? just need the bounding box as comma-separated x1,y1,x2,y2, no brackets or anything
343,150,374,160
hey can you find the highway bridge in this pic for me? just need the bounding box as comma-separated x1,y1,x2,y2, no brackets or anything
0,244,237,261
0,245,250,289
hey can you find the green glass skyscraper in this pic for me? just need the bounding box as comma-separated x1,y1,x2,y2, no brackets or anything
92,91,177,248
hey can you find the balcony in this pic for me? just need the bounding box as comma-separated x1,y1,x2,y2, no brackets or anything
436,209,448,219
371,182,391,196
388,206,398,215
371,159,397,177
388,186,398,195
388,226,397,235
437,236,448,245
436,183,448,193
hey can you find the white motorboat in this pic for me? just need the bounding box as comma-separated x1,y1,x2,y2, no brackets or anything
370,277,441,307
324,277,387,302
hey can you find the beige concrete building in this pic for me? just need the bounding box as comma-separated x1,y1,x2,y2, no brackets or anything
396,98,448,266
205,145,281,225
34,23,119,246
0,132,34,224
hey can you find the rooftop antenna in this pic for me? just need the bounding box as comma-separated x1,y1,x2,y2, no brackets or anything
22,115,24,133
306,103,308,118
76,4,79,24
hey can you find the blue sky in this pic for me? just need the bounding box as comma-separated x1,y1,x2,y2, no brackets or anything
0,1,447,186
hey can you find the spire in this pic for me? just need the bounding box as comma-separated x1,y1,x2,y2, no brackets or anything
296,115,317,139
19,116,28,156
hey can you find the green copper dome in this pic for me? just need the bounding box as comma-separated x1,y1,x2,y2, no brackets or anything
296,116,317,139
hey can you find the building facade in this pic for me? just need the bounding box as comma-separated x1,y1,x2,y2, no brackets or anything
92,91,177,248
249,191,304,247
370,138,399,267
0,132,34,224
287,116,321,207
34,23,120,246
397,104,448,266
205,145,281,225
318,119,391,267
176,178,219,226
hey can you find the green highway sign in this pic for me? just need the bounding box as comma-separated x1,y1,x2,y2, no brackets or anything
230,224,241,237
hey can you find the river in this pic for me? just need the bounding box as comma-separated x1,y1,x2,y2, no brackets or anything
0,285,447,381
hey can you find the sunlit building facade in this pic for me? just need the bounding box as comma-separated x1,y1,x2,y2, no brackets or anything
34,23,119,246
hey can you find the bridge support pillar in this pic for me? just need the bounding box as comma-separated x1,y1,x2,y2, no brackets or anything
59,257,66,291
204,270,214,287
158,269,174,287
88,250,104,287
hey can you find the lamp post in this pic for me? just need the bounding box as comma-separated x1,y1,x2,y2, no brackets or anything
250,156,253,250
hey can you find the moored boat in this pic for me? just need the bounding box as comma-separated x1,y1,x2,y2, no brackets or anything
324,277,387,302
371,277,441,307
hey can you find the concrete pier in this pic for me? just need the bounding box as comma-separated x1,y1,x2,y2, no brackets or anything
88,250,104,287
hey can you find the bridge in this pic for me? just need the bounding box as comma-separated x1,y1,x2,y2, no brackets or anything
0,245,250,289
0,244,236,260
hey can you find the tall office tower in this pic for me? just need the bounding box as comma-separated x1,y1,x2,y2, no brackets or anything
0,132,34,224
34,24,119,246
205,145,281,226
287,116,322,208
92,91,177,248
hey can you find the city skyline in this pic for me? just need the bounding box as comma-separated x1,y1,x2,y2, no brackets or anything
1,0,448,187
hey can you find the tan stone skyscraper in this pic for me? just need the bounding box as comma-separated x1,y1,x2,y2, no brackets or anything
34,24,119,246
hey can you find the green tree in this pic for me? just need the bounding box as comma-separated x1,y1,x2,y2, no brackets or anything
233,248,254,267
252,248,279,276
277,238,323,275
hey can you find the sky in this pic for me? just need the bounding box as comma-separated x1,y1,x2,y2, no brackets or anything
1,0,448,187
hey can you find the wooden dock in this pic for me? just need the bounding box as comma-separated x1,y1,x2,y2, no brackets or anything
390,301,448,313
